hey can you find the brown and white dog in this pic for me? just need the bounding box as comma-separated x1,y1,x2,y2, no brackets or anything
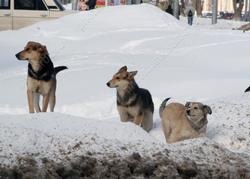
15,41,67,113
106,66,154,132
159,98,212,143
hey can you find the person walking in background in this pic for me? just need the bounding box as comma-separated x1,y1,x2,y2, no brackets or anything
165,4,173,15
185,2,195,26
73,0,96,11
87,0,97,9
78,0,89,11
187,9,193,25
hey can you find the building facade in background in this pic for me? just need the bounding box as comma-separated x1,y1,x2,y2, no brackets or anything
203,0,249,13
203,0,233,12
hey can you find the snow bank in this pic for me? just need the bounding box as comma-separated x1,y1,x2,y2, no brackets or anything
0,113,249,178
0,113,159,166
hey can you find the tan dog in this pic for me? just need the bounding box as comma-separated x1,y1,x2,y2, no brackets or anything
16,41,67,113
159,98,212,143
106,66,154,132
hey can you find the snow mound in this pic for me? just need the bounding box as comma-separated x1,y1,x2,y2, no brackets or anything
0,113,159,166
1,113,250,178
25,4,185,34
207,94,250,154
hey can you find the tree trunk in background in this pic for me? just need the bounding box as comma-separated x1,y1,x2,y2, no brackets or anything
180,0,186,15
244,0,248,21
192,0,203,16
72,0,78,10
196,0,203,16
233,0,244,20
156,0,159,6
212,0,217,24
173,0,180,19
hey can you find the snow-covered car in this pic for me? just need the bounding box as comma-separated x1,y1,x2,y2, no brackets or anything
0,0,74,31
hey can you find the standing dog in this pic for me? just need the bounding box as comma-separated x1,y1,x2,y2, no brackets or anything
106,66,154,132
159,98,212,143
16,41,67,113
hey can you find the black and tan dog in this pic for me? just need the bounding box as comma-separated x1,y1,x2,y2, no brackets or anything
16,41,67,113
159,98,212,143
106,66,154,132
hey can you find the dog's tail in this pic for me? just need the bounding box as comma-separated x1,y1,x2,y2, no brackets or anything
245,86,250,93
54,66,68,75
159,97,171,118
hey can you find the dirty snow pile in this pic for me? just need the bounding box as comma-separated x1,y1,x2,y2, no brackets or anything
0,4,250,177
0,113,159,165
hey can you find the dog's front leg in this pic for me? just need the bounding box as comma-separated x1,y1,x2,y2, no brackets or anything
117,106,129,122
42,94,50,112
134,115,144,126
27,90,35,113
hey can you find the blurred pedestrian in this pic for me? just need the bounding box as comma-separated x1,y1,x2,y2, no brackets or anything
165,4,173,15
187,9,193,25
87,0,97,9
185,2,195,25
78,0,89,11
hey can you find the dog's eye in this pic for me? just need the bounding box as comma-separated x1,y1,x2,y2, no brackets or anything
194,107,198,110
26,48,30,51
116,77,120,80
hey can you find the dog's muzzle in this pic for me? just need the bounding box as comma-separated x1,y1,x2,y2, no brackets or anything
15,52,28,61
15,52,22,60
107,81,118,88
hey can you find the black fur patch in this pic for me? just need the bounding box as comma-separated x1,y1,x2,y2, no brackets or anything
117,80,139,107
28,55,54,81
245,86,250,92
117,80,154,113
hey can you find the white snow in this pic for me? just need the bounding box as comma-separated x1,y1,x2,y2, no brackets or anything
0,4,250,166
63,3,73,10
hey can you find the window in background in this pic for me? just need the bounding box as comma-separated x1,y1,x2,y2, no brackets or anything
14,0,47,10
0,0,10,9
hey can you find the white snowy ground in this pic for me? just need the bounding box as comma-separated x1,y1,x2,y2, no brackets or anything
0,4,250,167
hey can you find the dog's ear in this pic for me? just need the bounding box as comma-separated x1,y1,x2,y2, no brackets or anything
118,66,127,73
43,45,48,54
203,105,212,115
128,71,138,79
185,102,191,108
38,45,48,54
245,86,250,92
